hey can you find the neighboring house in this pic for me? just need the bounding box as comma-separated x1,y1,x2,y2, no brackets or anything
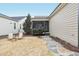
0,14,26,36
11,16,49,35
49,3,78,47
0,14,49,36
0,13,18,36
31,16,49,35
11,16,26,33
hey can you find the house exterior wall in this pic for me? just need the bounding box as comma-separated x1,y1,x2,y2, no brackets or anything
49,4,78,47
18,17,26,32
0,17,18,36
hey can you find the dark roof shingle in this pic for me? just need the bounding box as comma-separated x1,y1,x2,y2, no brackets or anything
0,13,13,20
10,16,25,22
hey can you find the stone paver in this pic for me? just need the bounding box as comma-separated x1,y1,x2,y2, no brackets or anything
41,36,79,56
41,36,59,55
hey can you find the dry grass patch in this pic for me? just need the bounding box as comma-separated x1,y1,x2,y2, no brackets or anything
0,36,50,56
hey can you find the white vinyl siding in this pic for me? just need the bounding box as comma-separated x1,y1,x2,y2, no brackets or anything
0,17,18,36
49,4,78,47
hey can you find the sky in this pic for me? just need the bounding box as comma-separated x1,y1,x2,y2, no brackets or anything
0,3,58,16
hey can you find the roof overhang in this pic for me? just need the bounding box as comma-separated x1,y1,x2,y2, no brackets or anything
48,3,67,19
31,16,49,21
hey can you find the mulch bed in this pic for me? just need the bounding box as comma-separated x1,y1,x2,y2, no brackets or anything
0,35,7,39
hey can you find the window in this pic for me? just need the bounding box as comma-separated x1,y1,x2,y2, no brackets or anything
14,23,16,29
20,24,21,29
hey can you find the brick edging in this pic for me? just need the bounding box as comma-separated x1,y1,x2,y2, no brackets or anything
50,36,79,52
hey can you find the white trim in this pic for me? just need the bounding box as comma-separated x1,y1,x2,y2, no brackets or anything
49,3,67,19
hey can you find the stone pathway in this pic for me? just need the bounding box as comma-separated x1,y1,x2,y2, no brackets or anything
40,36,59,55
41,36,79,56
